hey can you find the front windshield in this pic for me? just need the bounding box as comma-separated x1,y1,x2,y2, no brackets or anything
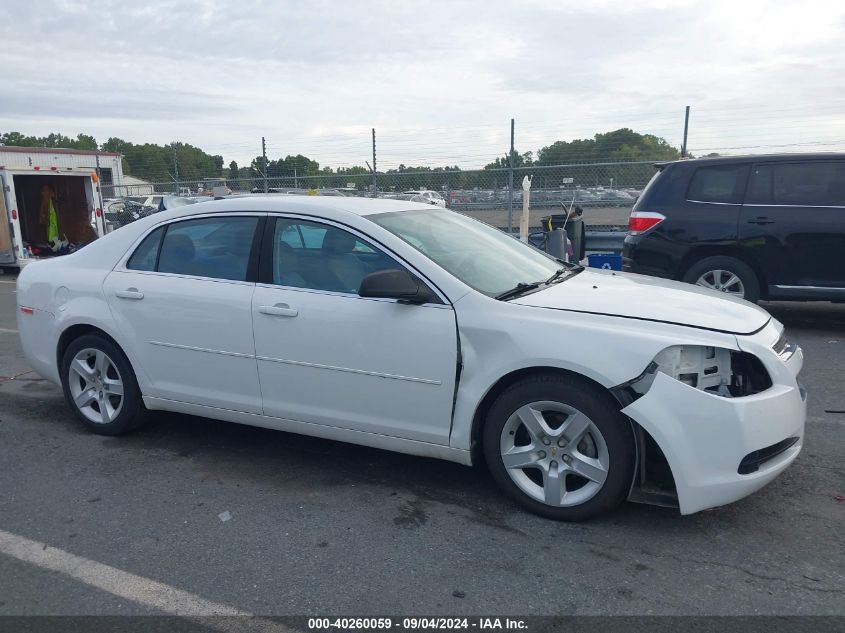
370,209,562,296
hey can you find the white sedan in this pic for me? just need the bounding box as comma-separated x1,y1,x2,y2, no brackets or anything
16,197,806,519
403,190,447,207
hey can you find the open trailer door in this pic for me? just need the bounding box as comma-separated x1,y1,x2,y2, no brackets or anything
0,173,16,266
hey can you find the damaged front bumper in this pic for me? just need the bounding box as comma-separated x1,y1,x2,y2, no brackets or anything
621,321,806,515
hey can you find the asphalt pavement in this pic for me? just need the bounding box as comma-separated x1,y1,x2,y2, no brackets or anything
0,272,842,617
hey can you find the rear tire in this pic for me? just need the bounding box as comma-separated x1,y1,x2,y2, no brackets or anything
682,256,760,302
60,334,148,436
482,373,635,521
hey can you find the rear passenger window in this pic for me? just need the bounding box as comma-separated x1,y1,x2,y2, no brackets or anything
770,162,845,206
687,165,747,204
126,227,163,271
157,217,258,281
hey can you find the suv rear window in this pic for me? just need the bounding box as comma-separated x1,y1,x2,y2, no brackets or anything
687,165,747,204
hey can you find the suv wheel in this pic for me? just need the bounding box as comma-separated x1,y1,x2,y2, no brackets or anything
483,373,635,521
682,256,760,302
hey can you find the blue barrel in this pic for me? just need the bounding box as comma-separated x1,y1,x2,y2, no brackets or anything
587,253,622,271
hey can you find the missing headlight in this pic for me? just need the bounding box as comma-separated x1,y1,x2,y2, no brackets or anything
728,350,773,397
615,345,773,403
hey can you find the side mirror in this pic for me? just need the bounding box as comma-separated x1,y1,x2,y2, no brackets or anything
358,269,436,304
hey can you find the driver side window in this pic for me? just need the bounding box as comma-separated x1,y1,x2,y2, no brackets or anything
268,218,406,294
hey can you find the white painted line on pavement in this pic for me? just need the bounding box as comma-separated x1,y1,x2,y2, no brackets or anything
0,528,291,631
0,280,17,284
0,327,19,334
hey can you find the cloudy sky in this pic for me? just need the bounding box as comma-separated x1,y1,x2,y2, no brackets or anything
1,0,844,169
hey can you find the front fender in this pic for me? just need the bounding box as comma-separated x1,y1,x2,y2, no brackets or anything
448,293,739,454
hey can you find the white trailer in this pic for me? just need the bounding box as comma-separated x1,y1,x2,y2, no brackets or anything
0,147,123,270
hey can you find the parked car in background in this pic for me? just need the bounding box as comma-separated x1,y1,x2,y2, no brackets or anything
198,178,232,196
129,195,166,210
159,195,206,210
102,199,157,230
16,196,805,520
403,190,447,207
250,188,348,196
623,153,845,302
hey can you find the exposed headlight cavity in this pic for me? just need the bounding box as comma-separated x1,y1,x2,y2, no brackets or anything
626,345,772,400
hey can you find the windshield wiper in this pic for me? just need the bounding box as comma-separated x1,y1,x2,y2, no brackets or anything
545,268,568,283
495,282,540,301
545,265,584,284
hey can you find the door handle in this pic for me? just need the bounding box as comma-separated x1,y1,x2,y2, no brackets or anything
259,303,298,317
115,288,144,300
747,217,775,225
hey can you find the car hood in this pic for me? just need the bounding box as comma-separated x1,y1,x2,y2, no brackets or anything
512,269,771,335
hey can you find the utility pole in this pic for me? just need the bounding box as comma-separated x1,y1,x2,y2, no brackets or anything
261,136,268,193
507,118,515,235
681,106,690,158
171,143,179,193
371,128,377,197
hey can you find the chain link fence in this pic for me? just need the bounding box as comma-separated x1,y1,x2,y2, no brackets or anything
109,160,655,235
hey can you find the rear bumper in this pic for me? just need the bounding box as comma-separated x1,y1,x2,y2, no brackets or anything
16,306,61,385
622,235,680,279
622,322,805,515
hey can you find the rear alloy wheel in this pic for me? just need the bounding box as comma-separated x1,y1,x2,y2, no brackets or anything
695,269,746,298
61,334,148,435
67,348,125,425
682,256,760,302
483,373,635,520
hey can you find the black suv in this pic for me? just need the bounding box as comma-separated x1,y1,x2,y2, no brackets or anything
622,153,845,302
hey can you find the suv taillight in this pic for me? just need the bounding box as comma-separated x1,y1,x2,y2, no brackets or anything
628,211,666,235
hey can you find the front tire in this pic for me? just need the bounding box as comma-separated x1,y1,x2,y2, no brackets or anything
682,256,760,302
482,373,635,521
60,334,148,435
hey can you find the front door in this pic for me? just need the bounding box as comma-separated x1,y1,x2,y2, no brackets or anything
252,216,458,445
741,161,845,290
104,214,263,413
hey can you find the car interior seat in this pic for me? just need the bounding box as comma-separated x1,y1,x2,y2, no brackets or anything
321,229,367,293
158,233,197,275
275,241,307,287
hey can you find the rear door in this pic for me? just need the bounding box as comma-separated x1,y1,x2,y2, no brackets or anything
104,214,264,412
0,174,15,264
741,161,845,292
682,163,749,245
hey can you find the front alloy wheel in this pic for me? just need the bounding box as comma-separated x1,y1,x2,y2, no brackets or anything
483,373,635,520
500,401,609,507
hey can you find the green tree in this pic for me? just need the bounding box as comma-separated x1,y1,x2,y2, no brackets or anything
533,128,681,188
484,150,533,170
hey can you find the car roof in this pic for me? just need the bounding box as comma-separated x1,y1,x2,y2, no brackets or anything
658,152,845,168
160,194,437,220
